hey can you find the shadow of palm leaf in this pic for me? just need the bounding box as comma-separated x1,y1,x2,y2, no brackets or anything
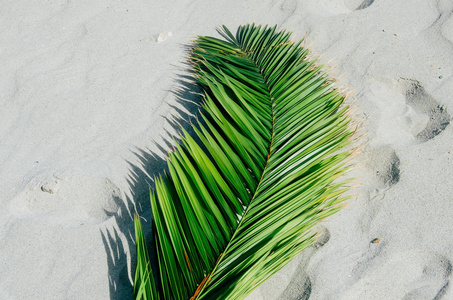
101,74,203,299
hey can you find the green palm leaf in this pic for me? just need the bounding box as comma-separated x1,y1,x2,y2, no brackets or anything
134,24,355,300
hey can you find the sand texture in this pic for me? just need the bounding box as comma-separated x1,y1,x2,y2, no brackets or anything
1,0,453,299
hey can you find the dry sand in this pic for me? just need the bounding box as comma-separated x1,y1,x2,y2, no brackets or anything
1,0,452,299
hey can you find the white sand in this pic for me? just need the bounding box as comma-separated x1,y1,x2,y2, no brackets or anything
1,0,452,299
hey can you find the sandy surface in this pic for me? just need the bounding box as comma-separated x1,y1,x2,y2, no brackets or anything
1,0,452,299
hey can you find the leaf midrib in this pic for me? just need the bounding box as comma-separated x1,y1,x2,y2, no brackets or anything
195,40,279,299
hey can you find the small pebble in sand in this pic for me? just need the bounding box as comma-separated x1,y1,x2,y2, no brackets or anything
41,180,59,194
41,185,54,194
157,32,173,43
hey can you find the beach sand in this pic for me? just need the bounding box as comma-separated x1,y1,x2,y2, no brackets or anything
1,0,452,299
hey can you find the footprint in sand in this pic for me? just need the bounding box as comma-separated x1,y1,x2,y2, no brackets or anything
402,254,452,300
277,228,330,299
401,78,451,142
313,227,331,249
249,227,329,300
279,277,311,300
358,144,400,236
369,78,450,145
277,252,315,300
365,145,401,188
340,250,451,299
9,176,121,225
350,236,386,280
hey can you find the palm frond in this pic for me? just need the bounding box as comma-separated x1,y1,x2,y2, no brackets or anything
133,215,158,299
134,24,355,300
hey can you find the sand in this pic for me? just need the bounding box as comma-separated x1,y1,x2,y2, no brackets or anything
1,0,452,299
